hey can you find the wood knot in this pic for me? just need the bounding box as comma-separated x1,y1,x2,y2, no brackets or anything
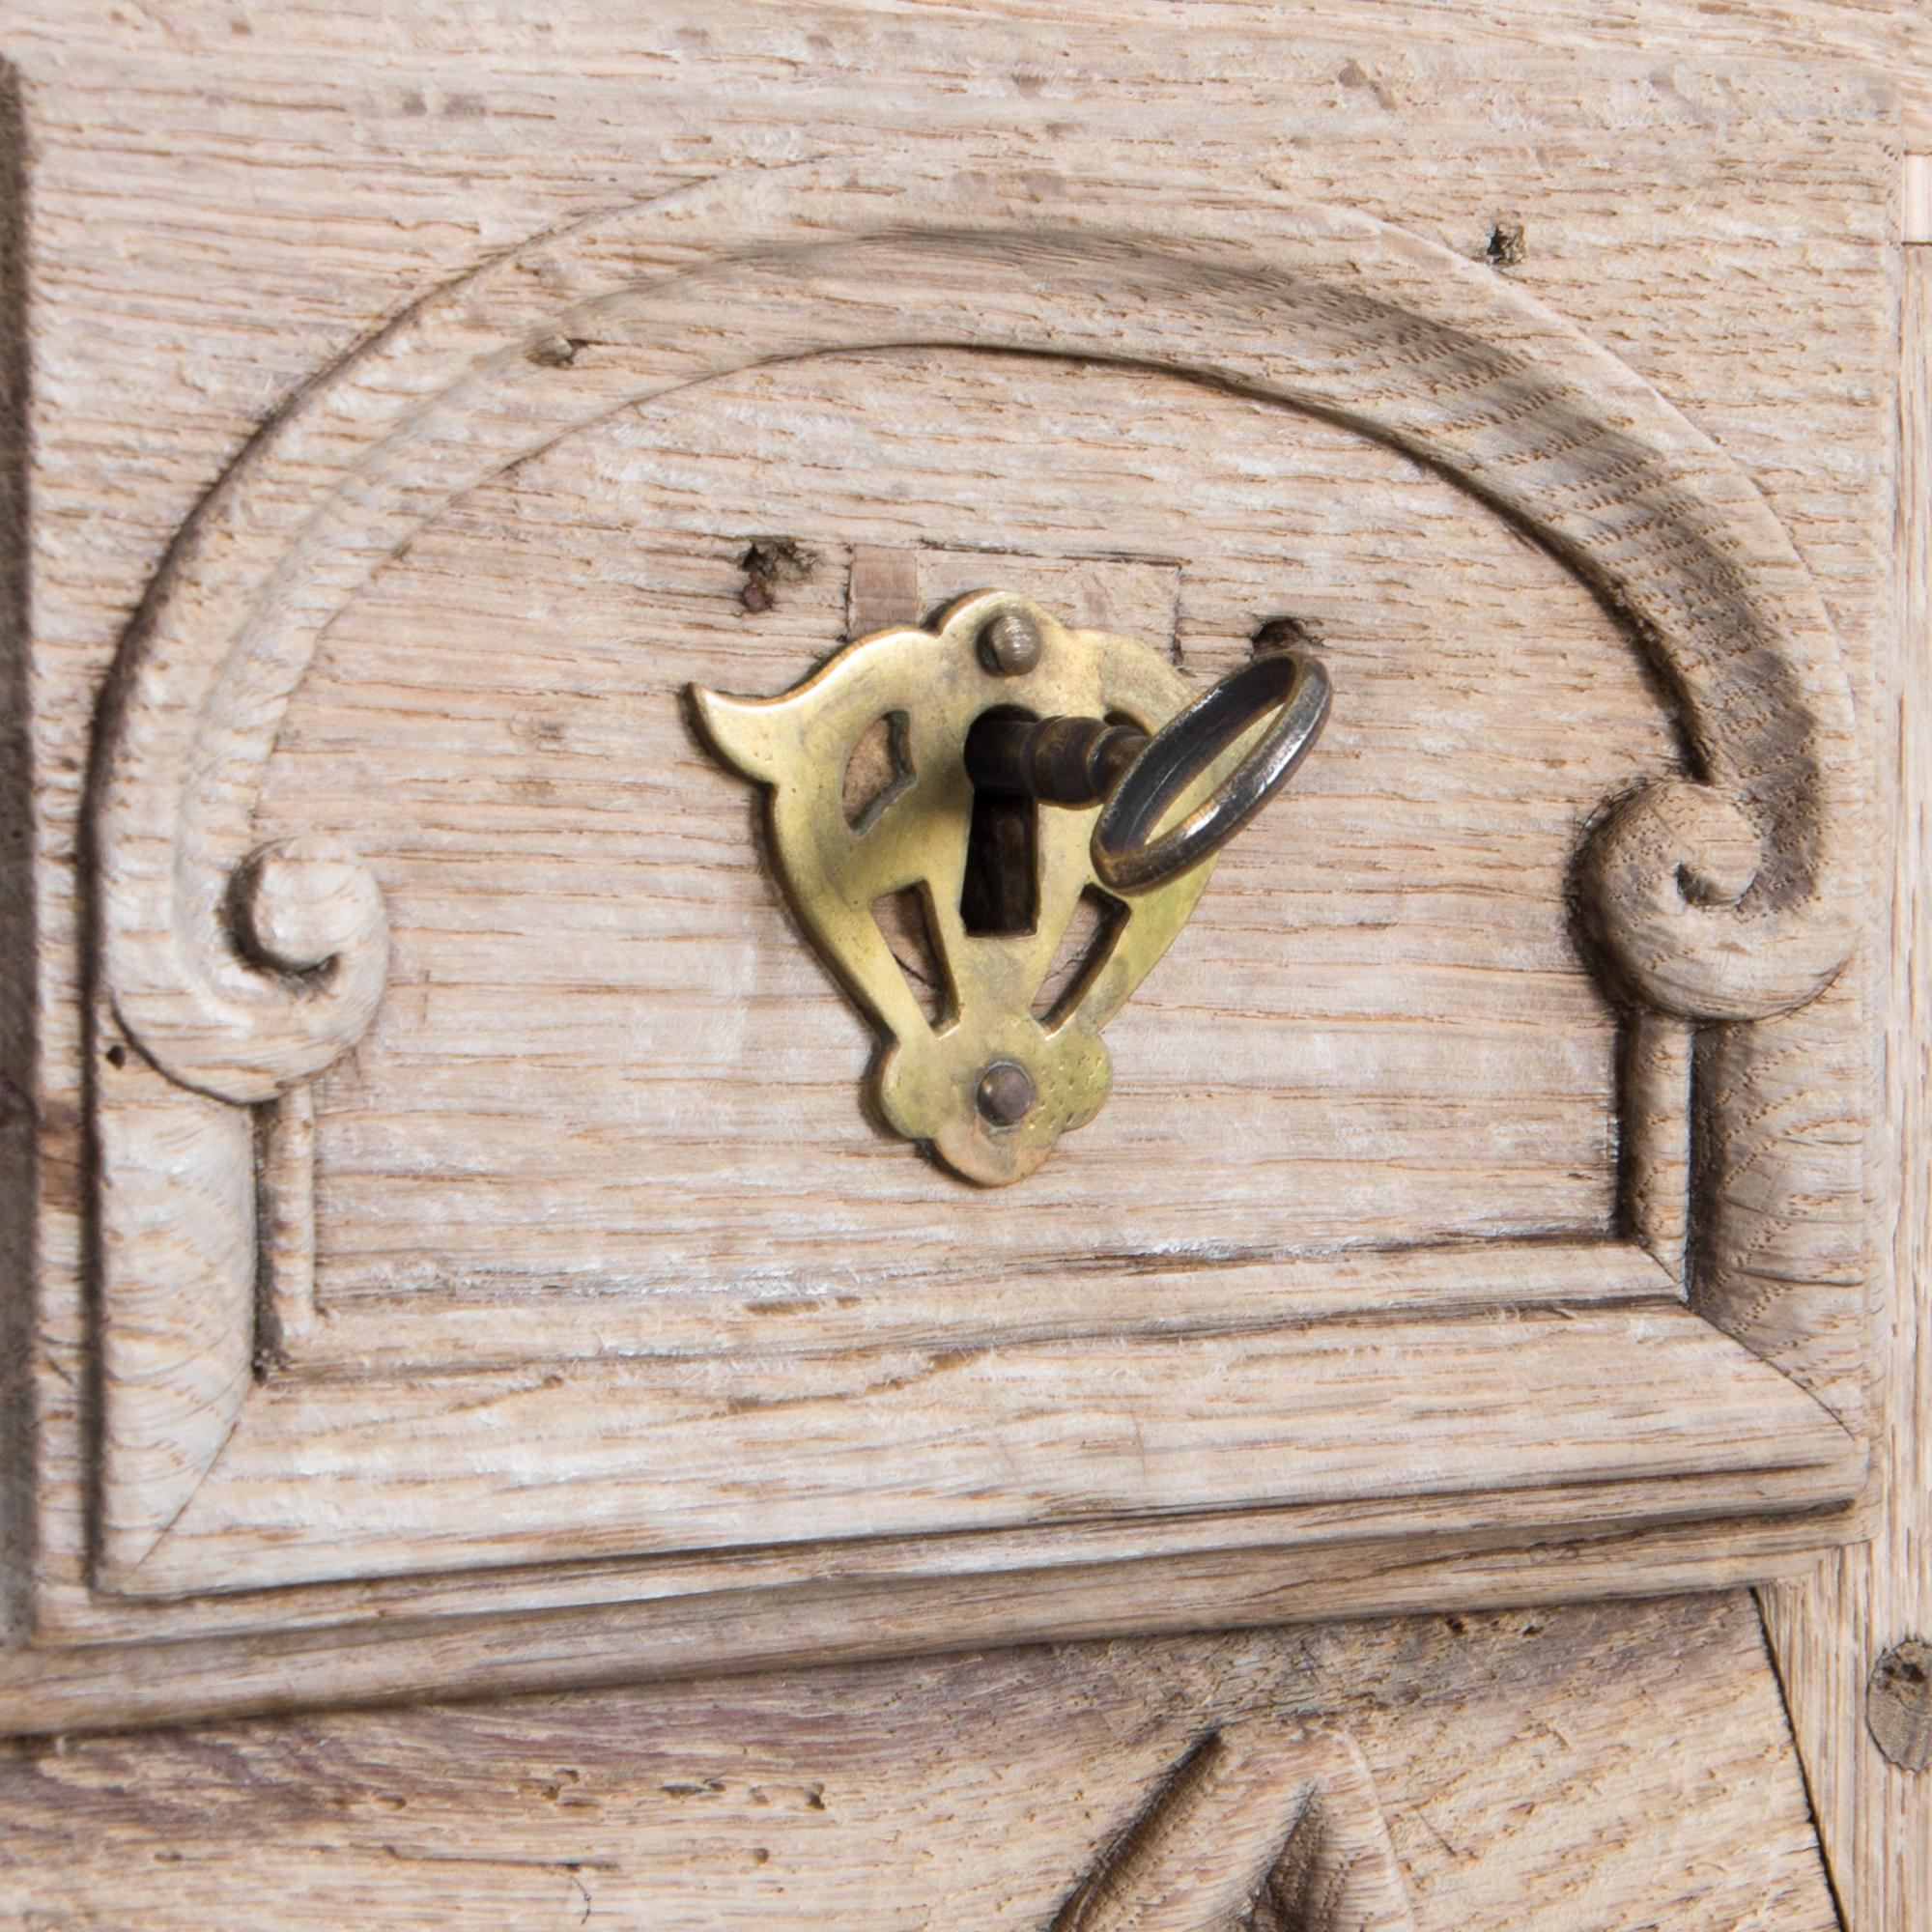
738,536,818,612
1867,1637,1932,1772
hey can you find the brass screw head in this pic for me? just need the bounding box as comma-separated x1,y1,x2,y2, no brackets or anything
976,1060,1036,1126
978,610,1043,677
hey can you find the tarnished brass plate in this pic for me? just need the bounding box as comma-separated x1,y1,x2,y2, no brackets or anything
691,590,1213,1184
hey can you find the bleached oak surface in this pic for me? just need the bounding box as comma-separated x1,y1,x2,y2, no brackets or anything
1757,226,1932,1932
0,4,1919,1927
261,353,1660,1307
0,1599,1840,1932
71,171,1875,1626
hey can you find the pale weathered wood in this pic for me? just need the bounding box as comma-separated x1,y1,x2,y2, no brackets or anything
0,0,1903,1788
1756,226,1932,1932
1050,1726,1416,1932
264,367,1647,1306
0,54,30,1662
104,1305,1859,1599
76,68,1882,1629
0,1597,1839,1931
0,14,1918,1921
0,1480,1872,1737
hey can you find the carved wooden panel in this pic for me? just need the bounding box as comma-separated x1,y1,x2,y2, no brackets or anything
82,155,1879,1600
0,5,1896,1757
0,1599,1843,1932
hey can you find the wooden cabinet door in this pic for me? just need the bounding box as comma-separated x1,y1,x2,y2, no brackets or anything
0,5,1924,1927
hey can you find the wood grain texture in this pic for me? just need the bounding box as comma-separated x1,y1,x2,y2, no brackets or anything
0,0,1898,1737
82,79,1879,1606
0,58,32,1660
0,1482,1877,1737
108,1304,1859,1599
94,182,1865,1088
1050,1726,1416,1932
264,359,1652,1305
0,1596,1837,1932
1757,233,1932,1932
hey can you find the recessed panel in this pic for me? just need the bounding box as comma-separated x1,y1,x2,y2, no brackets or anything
254,348,1675,1340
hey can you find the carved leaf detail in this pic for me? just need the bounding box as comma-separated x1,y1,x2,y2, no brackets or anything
1053,1726,1416,1932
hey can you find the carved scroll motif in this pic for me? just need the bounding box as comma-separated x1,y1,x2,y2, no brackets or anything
87,155,1864,1574
94,165,1857,1108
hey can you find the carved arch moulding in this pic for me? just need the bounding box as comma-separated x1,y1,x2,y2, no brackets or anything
80,156,1871,1644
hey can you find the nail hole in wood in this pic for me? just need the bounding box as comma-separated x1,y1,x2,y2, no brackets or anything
1252,614,1324,656
737,535,817,613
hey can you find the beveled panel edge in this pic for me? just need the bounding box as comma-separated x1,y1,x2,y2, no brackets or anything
95,1303,1859,1602
2,1487,1870,1741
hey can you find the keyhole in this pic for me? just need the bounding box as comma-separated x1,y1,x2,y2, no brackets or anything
959,708,1039,935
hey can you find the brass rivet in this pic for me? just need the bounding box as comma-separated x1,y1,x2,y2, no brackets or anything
978,611,1043,677
976,1060,1035,1126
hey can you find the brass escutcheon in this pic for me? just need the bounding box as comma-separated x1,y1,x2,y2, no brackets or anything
689,590,1327,1185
